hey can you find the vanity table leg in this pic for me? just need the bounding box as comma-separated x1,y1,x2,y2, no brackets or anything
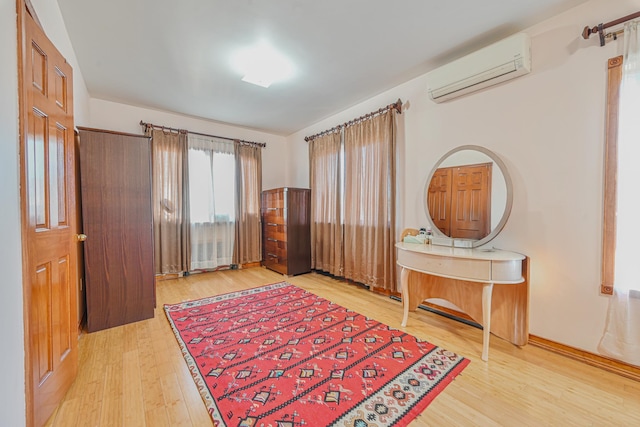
401,267,410,327
481,282,494,361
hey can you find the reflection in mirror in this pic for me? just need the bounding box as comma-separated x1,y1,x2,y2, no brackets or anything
424,145,512,248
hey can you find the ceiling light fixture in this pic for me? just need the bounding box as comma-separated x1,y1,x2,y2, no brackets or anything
232,41,294,88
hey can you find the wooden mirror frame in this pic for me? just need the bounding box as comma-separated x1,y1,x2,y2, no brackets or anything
424,145,514,248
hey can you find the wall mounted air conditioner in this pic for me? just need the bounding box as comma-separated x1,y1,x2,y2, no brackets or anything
426,33,531,103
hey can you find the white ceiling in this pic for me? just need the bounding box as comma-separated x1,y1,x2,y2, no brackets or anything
57,0,589,135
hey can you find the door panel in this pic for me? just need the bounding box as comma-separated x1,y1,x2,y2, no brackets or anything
20,5,78,426
34,262,52,385
55,125,68,226
54,66,68,109
450,163,492,239
427,168,452,236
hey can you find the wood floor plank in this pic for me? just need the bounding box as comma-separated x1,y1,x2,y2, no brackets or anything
122,323,140,353
160,372,193,427
99,363,124,426
45,268,640,426
122,350,145,426
68,332,108,426
142,314,177,427
172,357,215,427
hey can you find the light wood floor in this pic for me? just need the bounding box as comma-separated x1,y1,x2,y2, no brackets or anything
46,267,640,426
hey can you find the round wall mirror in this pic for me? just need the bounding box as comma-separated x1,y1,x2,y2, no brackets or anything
424,145,513,248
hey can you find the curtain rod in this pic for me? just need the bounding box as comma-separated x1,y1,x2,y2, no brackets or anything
582,10,640,46
139,121,267,148
304,99,403,142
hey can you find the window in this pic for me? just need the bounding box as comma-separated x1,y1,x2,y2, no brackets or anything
188,149,236,223
187,135,236,270
148,127,262,274
602,54,640,294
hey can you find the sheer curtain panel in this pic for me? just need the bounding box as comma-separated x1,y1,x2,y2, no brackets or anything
188,135,236,270
148,128,190,274
308,132,344,276
599,21,640,366
234,144,262,265
343,109,397,291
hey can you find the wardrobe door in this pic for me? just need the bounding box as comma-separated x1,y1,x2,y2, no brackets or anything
285,188,311,275
261,187,311,276
78,128,155,332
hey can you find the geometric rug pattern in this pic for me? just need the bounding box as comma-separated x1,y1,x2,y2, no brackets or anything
164,282,470,426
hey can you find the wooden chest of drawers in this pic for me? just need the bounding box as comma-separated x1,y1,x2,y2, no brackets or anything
261,187,311,275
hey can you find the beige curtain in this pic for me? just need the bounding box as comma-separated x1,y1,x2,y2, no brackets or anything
308,132,343,276
148,128,190,274
343,109,396,291
598,21,640,366
234,143,263,265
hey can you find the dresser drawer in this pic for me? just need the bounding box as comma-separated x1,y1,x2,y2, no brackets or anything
397,248,491,281
263,223,287,241
262,191,285,208
264,238,287,257
263,252,288,275
262,208,286,225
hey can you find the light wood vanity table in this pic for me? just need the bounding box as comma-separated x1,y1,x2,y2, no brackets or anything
406,144,529,361
396,242,528,361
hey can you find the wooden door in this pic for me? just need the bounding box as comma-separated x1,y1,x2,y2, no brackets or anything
78,128,155,332
18,6,78,427
450,163,492,239
427,168,452,236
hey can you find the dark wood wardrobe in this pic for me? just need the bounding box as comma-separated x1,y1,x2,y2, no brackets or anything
77,127,155,332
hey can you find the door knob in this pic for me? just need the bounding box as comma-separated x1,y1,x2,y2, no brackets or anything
76,234,87,242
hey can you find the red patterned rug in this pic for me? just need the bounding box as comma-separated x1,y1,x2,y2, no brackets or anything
164,282,469,426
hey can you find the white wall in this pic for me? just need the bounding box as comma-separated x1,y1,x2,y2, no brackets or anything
0,1,26,424
89,99,288,191
287,0,639,359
